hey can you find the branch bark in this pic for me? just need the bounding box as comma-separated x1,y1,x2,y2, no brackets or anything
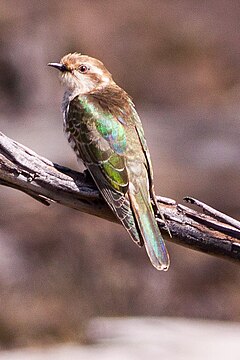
0,131,240,263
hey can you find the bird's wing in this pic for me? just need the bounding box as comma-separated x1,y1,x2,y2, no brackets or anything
66,96,143,247
132,106,171,242
131,107,153,185
131,106,161,213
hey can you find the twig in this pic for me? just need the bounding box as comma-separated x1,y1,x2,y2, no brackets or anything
184,197,240,230
0,131,239,263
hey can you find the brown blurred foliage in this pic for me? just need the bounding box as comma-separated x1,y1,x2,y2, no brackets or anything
0,0,240,348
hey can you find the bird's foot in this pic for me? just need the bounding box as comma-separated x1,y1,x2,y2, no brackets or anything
83,168,94,184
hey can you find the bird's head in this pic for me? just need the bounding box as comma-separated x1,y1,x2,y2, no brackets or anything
48,53,114,94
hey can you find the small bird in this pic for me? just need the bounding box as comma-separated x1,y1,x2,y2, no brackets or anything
48,53,170,270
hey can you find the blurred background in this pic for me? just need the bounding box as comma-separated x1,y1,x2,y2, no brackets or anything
0,0,240,355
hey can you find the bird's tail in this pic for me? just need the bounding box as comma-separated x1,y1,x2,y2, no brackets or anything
129,186,170,271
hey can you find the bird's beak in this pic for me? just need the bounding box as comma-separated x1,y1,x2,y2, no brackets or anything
48,63,68,72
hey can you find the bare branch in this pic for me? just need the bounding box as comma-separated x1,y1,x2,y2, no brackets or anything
184,196,240,230
0,131,239,264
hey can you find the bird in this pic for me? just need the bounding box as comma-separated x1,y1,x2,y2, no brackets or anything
48,53,170,271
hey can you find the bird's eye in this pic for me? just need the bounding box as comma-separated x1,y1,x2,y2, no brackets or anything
79,64,89,73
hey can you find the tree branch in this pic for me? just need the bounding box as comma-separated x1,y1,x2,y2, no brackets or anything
0,131,240,263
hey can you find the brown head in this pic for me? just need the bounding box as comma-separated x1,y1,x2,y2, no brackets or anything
48,53,114,94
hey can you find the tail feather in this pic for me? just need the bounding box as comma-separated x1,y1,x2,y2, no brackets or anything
129,187,170,271
87,164,169,270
